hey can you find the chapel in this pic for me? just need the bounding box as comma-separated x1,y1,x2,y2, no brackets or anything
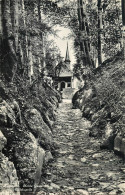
54,43,80,99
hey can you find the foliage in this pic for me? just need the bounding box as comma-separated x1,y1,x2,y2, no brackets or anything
69,0,122,79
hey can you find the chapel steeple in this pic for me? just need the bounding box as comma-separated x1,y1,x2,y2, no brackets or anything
65,42,70,63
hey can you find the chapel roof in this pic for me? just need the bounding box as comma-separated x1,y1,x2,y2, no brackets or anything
55,43,72,77
59,68,73,77
65,43,70,63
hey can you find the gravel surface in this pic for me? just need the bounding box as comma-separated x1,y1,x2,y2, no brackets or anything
37,100,125,195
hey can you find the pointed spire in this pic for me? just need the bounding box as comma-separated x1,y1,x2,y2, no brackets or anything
65,42,70,63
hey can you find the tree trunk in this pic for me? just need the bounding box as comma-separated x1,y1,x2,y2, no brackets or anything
28,38,33,84
37,0,42,22
0,0,3,36
21,0,26,26
1,0,18,81
0,0,3,77
77,0,92,67
122,0,125,25
122,0,125,57
22,0,31,78
10,0,19,51
37,0,46,79
98,0,102,66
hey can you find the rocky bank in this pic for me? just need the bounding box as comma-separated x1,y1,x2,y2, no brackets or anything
0,78,61,194
72,53,125,158
0,1,62,193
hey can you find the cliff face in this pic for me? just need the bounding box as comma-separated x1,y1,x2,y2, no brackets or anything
0,0,61,193
72,55,125,157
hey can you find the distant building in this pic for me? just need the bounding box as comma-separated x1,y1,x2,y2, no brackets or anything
54,43,81,99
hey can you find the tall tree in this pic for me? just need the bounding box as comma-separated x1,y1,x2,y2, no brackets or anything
122,0,125,25
122,0,125,57
1,0,18,81
98,0,103,65
77,0,92,68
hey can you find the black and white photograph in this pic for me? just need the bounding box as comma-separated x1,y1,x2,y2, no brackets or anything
0,0,125,194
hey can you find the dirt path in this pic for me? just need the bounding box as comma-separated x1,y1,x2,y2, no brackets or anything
37,100,125,195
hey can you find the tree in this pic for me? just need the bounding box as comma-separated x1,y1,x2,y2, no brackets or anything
1,0,19,81
0,0,123,83
98,0,103,65
122,0,125,25
122,0,125,57
77,0,93,67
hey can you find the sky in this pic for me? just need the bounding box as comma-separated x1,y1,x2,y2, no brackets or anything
48,25,76,67
41,1,77,67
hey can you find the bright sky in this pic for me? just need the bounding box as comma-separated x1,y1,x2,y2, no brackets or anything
48,25,76,67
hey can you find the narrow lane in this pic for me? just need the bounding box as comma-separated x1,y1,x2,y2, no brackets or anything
38,100,125,195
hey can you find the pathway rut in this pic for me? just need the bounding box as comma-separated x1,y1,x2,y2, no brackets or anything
38,100,125,195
